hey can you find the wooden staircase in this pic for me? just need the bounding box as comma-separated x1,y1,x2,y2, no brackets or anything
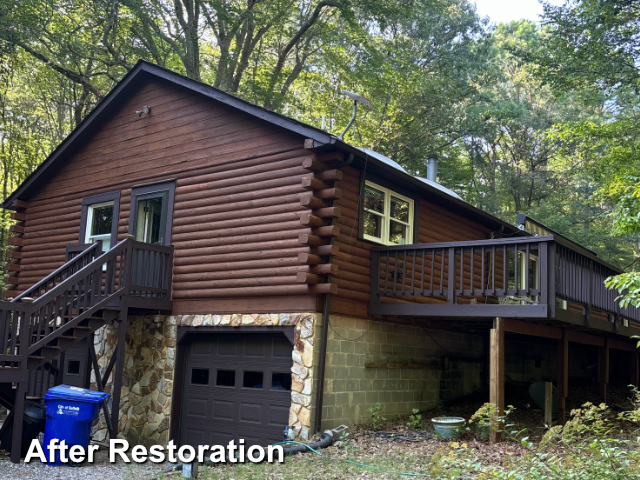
0,238,174,462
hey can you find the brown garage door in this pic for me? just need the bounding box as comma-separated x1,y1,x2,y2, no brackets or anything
181,333,293,448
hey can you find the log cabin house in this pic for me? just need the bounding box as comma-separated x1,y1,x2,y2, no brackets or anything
0,60,638,462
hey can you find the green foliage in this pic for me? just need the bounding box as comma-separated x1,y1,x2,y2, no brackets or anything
468,402,518,441
368,402,386,430
430,394,640,479
406,409,422,429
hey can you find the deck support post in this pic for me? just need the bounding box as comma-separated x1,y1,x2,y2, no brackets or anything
544,382,553,426
631,350,639,386
557,328,568,425
9,382,27,463
598,339,609,403
108,306,129,440
489,317,505,443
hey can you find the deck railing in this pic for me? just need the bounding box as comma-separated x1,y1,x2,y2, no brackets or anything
369,235,639,324
0,239,174,373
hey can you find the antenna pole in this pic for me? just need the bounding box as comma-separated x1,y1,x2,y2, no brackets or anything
338,100,358,140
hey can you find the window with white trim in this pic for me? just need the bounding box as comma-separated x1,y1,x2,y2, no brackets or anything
84,201,114,252
362,181,414,245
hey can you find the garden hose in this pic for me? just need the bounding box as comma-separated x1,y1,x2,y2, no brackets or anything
275,439,432,477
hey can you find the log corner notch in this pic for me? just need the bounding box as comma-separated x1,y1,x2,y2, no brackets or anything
297,148,344,295
4,199,27,298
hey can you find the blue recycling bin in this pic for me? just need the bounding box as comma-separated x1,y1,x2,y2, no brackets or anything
43,385,109,465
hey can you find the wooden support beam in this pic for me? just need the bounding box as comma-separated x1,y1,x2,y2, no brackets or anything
309,263,339,276
4,276,19,285
10,382,27,463
297,272,321,284
557,329,568,424
299,213,328,228
312,225,340,238
301,176,330,191
12,199,28,209
314,244,339,256
8,250,22,260
9,225,25,234
314,206,341,219
109,308,129,440
317,151,344,163
490,317,505,443
8,237,23,247
302,156,329,171
89,338,112,432
299,234,325,247
544,382,553,426
315,169,343,181
566,330,604,347
10,212,26,222
503,319,561,339
599,339,609,404
300,193,330,210
316,188,342,201
608,338,636,352
298,253,323,265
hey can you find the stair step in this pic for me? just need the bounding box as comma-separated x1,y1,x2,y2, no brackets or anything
73,326,92,331
59,336,77,341
28,355,44,361
42,345,61,351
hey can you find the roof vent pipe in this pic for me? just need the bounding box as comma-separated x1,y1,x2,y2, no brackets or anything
427,154,439,182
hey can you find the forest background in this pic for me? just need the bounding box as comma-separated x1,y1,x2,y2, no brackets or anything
1,0,639,298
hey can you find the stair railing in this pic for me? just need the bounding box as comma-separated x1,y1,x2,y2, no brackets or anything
12,241,103,303
0,239,173,371
23,239,131,356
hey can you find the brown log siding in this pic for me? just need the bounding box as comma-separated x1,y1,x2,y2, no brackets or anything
11,79,499,317
14,80,320,310
331,166,492,316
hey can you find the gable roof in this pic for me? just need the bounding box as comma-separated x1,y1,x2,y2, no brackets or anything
2,60,519,235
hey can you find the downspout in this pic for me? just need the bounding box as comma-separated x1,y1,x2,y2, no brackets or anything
314,294,331,433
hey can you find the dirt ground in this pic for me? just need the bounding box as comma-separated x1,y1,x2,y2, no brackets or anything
421,380,636,441
0,381,636,479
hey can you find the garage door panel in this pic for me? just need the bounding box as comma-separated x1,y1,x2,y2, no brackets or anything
267,405,290,425
243,338,267,357
272,340,293,358
239,402,264,424
190,340,213,355
185,397,209,418
212,399,235,421
181,333,294,449
184,427,209,447
217,338,239,356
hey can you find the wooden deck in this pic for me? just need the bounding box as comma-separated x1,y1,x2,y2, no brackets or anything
369,235,640,337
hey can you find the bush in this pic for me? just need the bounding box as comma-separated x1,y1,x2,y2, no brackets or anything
430,388,640,479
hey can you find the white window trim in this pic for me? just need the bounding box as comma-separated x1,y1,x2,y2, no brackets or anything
84,201,114,249
363,180,414,246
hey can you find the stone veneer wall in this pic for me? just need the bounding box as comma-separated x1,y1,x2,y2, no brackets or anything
318,315,485,430
91,312,319,446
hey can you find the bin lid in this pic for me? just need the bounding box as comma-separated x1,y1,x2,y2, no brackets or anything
44,385,110,404
24,401,46,422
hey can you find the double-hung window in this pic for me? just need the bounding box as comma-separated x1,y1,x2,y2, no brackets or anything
80,191,120,253
362,180,414,246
